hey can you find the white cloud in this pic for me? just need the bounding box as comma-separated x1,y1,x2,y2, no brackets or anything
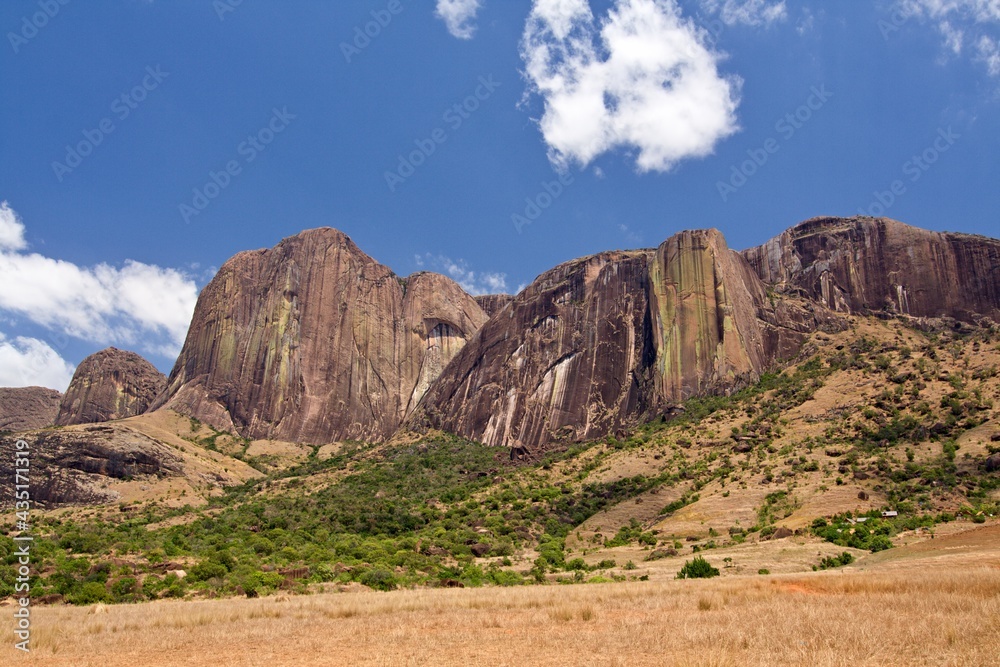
520,0,742,173
977,33,1000,73
0,203,198,359
898,0,1000,75
0,201,27,252
617,223,644,245
0,334,75,391
414,253,508,295
702,0,787,27
436,0,484,39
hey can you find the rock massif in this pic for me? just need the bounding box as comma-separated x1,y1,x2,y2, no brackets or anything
151,228,487,444
0,387,62,432
412,230,829,452
75,216,996,455
743,216,1000,322
55,348,166,426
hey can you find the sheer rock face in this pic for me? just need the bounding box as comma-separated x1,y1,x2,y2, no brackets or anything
742,217,1000,322
151,228,486,444
413,250,658,451
0,387,62,432
412,230,831,452
474,294,514,318
55,349,165,426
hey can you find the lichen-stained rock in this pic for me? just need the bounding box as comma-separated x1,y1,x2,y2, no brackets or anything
151,228,485,444
0,387,62,432
742,216,1000,322
649,229,777,401
412,250,657,451
55,348,166,426
474,294,514,318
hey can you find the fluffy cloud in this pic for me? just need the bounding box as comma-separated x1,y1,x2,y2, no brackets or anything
519,0,741,172
0,202,199,360
0,201,28,252
898,0,1000,75
436,0,484,39
413,253,508,295
702,0,787,27
0,334,75,391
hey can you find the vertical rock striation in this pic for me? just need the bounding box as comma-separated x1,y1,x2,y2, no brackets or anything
474,294,515,318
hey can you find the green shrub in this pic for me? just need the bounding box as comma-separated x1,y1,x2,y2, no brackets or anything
359,568,397,591
70,581,109,605
676,557,719,579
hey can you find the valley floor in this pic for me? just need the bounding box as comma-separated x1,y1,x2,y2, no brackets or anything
5,523,999,667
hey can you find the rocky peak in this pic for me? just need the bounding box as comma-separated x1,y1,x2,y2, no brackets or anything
55,348,165,426
151,228,486,444
411,229,833,453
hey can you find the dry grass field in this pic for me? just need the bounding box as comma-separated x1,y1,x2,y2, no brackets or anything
4,524,999,667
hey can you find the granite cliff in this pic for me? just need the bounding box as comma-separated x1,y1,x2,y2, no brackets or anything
742,216,1000,322
150,228,486,444
58,216,999,455
411,229,831,453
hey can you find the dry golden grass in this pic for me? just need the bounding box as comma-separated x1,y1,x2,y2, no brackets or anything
4,564,999,666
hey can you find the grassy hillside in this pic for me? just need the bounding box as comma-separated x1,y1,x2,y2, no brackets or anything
2,315,999,604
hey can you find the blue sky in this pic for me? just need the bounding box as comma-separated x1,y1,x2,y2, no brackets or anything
1,0,998,390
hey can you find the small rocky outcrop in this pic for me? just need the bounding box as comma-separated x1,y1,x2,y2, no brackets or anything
0,387,62,432
0,426,184,506
55,348,166,426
